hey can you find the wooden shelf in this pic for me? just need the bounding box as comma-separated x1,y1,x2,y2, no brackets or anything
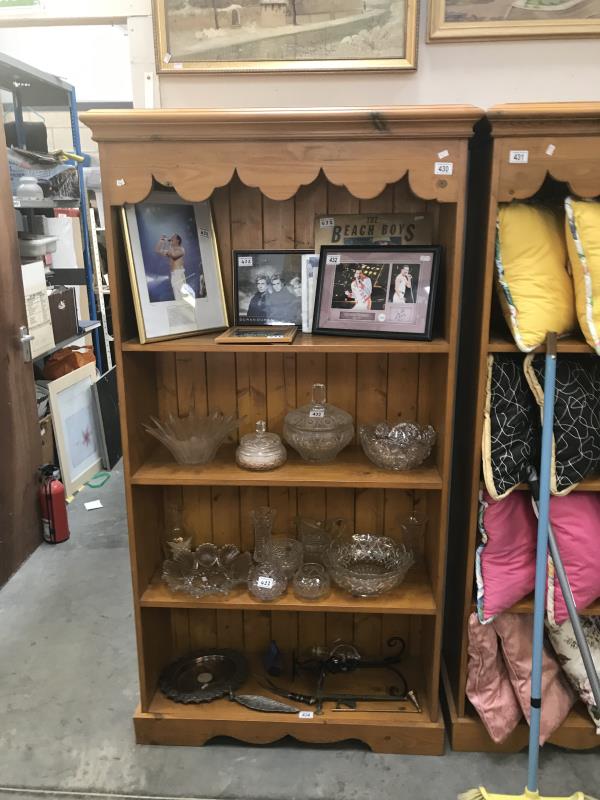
134,659,445,754
122,333,450,354
508,594,600,616
141,563,436,615
488,334,594,354
514,476,600,492
131,446,443,490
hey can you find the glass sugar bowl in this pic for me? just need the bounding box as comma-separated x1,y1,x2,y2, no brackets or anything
236,420,287,471
283,383,354,463
292,563,331,601
248,562,287,602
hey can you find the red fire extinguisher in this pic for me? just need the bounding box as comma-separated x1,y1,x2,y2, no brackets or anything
39,465,70,544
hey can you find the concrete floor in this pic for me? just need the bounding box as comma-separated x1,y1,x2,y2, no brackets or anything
0,465,599,800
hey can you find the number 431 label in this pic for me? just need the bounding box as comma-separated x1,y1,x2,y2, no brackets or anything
509,150,529,164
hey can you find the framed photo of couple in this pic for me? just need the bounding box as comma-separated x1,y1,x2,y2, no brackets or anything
312,245,441,340
121,191,228,343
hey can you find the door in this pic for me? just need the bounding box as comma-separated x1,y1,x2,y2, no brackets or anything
0,115,42,586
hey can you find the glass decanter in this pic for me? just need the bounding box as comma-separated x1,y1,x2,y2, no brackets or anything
236,420,287,471
283,383,354,463
251,506,277,564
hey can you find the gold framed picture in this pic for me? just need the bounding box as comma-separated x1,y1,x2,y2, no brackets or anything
215,325,298,344
152,0,418,73
429,0,600,40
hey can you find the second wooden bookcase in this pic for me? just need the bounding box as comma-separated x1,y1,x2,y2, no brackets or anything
82,106,480,755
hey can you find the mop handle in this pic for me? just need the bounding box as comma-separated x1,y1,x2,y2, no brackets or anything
526,334,557,793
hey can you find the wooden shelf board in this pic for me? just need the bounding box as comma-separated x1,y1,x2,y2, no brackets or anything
131,446,443,490
140,563,436,615
122,332,450,354
488,334,594,354
508,594,600,616
513,476,600,492
134,659,445,754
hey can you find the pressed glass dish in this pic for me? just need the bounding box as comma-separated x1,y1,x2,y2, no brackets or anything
143,410,239,465
328,533,414,597
359,421,436,471
161,543,251,597
283,383,353,463
236,420,287,471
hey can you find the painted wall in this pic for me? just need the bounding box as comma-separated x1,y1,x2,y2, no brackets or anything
150,1,600,109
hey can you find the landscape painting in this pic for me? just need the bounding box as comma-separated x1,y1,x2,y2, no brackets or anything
153,0,417,71
429,0,600,39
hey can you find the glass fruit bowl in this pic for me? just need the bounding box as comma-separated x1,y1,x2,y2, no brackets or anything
283,383,353,463
327,533,414,597
359,421,436,471
143,410,239,465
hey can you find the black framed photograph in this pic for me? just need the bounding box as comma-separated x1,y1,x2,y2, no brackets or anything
312,245,441,340
234,250,311,326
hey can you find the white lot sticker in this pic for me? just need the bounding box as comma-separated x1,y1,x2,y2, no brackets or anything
238,256,253,267
116,178,126,187
309,408,325,418
545,144,556,156
198,229,209,238
326,254,341,266
13,197,21,207
257,576,274,589
509,150,529,164
420,255,431,261
320,217,335,228
434,162,453,176
437,149,450,159
163,53,172,64
298,711,314,719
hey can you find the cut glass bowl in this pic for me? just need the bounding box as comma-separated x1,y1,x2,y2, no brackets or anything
143,411,239,465
359,421,436,471
328,533,414,597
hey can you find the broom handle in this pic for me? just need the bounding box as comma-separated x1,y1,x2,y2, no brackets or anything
526,334,557,793
547,522,600,710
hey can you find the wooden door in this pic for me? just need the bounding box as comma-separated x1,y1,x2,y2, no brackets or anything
0,115,42,586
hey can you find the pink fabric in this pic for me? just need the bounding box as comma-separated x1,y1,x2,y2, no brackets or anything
493,613,575,744
548,492,600,624
466,613,522,743
477,490,537,621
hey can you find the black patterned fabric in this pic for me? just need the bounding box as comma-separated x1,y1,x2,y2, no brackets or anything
483,355,540,500
525,355,600,495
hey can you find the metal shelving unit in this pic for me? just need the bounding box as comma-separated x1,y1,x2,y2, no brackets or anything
0,52,102,371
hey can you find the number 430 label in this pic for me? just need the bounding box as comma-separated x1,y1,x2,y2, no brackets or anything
434,162,453,176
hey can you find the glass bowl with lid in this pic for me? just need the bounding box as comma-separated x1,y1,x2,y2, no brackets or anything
283,383,354,463
236,420,287,471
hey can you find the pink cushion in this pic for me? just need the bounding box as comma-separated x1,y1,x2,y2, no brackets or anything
476,490,537,622
493,613,575,744
466,613,522,743
548,492,600,624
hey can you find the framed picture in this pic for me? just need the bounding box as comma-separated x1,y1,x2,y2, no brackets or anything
314,212,433,251
234,250,310,326
429,0,600,40
312,245,441,340
301,254,319,333
122,191,228,343
48,362,103,497
152,0,418,74
215,325,298,344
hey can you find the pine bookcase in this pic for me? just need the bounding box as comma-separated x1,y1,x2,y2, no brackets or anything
81,106,480,754
443,103,600,753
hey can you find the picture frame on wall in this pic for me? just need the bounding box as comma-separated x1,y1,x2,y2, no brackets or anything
152,0,418,74
122,191,228,343
312,245,441,340
48,362,103,497
234,249,310,326
428,0,600,40
314,212,433,251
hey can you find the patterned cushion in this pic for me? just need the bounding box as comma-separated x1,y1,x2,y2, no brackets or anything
482,354,539,500
547,615,600,733
524,354,600,495
565,197,600,355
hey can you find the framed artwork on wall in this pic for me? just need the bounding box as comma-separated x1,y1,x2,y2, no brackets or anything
152,0,418,73
429,0,600,40
121,191,228,343
48,362,103,497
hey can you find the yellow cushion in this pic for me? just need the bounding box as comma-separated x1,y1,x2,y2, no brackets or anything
495,203,575,352
565,197,600,355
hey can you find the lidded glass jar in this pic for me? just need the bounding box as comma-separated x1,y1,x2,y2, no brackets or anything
236,420,287,471
283,383,354,463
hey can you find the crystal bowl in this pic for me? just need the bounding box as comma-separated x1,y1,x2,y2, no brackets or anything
143,411,239,465
247,562,288,601
292,562,331,600
162,544,251,598
359,422,436,471
328,533,414,597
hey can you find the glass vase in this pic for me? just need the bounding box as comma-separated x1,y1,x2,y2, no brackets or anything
251,506,277,564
